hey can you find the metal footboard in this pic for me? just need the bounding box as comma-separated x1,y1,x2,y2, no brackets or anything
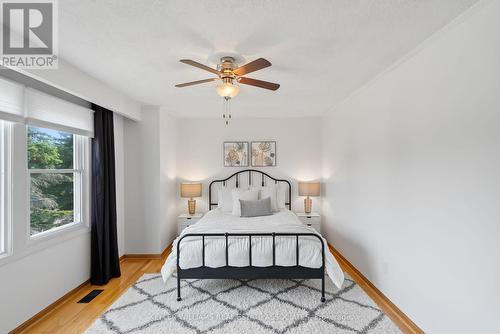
176,232,326,302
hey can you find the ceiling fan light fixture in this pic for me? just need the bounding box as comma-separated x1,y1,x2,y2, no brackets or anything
177,57,278,125
216,81,240,98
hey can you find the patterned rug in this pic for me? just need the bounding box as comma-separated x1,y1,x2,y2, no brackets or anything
86,273,401,333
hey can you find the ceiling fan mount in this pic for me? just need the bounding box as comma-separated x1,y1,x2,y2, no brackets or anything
219,56,236,70
175,56,280,96
218,57,237,82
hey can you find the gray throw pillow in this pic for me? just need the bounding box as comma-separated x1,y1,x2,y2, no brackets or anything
239,197,273,217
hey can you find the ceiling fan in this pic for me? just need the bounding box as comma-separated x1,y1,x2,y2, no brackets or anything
175,57,280,98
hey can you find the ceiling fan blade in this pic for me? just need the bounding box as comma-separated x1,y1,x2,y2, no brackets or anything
180,59,220,75
233,58,271,76
238,77,280,91
175,78,218,87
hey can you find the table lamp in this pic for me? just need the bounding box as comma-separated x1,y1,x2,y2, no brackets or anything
298,182,320,214
180,183,202,215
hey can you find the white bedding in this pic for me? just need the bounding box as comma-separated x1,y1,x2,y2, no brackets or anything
161,209,344,288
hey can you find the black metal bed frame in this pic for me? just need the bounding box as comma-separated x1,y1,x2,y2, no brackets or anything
176,170,326,302
208,169,292,210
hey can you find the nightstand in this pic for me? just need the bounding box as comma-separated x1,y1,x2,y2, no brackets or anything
296,212,321,233
177,213,203,235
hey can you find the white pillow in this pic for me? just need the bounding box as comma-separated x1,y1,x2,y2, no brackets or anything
277,183,287,209
260,185,278,212
217,186,234,213
231,188,259,216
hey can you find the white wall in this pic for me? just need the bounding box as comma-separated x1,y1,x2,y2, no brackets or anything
176,117,322,214
114,114,126,256
321,1,500,333
160,112,178,250
124,107,178,254
0,232,90,333
124,108,161,254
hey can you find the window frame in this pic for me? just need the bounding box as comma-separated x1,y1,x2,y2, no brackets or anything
0,121,12,259
26,126,90,241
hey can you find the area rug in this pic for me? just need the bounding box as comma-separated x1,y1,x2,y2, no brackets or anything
86,273,401,333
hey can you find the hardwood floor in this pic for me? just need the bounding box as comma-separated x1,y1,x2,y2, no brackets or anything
13,245,422,334
12,246,171,334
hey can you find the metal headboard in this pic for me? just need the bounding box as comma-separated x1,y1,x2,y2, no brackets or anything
209,169,292,210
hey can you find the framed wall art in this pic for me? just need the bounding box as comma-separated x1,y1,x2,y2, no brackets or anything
251,141,276,167
223,142,249,167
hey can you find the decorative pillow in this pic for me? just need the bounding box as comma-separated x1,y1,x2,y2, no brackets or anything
217,186,234,213
231,188,259,216
260,185,278,212
240,197,272,217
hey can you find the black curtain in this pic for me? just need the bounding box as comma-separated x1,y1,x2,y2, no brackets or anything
90,104,121,285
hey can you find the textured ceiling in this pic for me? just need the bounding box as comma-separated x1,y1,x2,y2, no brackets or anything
58,0,478,118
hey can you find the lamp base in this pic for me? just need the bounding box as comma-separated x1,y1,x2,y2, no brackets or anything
188,199,196,215
304,196,312,214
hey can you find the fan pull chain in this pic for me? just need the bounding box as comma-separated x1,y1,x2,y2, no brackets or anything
223,97,231,125
222,97,226,123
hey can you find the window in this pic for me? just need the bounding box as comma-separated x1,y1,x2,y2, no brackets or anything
28,126,87,237
0,121,10,254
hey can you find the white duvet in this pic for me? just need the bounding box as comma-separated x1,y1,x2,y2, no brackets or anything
161,209,344,288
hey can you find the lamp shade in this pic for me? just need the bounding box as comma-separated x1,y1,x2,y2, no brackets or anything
298,182,320,197
180,183,202,198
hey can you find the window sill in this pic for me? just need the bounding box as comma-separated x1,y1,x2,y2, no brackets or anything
0,223,90,268
28,221,87,244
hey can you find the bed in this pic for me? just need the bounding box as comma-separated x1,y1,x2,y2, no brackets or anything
161,170,344,302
